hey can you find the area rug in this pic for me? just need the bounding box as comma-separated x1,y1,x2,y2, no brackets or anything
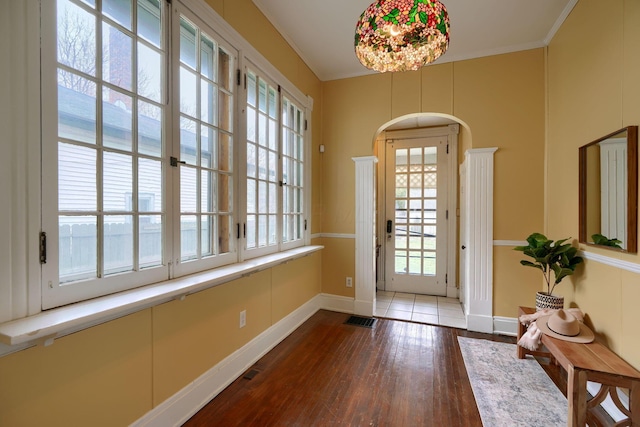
457,337,567,427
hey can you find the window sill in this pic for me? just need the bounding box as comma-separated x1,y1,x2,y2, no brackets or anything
0,245,323,348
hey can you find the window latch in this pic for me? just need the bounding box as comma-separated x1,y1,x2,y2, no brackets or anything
170,156,186,168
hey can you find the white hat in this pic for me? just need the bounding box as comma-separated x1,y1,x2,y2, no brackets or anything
535,309,595,343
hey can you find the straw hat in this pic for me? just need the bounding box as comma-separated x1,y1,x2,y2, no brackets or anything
535,309,594,343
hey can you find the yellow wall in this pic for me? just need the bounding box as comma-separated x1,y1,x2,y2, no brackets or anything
546,0,640,368
319,237,356,297
0,311,153,427
321,50,546,314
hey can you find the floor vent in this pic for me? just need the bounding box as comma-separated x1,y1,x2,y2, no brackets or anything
243,369,260,380
345,316,376,328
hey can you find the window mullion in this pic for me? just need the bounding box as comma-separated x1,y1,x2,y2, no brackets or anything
169,5,181,276
277,88,284,252
96,9,105,280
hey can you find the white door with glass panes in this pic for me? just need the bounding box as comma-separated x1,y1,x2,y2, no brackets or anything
385,137,448,295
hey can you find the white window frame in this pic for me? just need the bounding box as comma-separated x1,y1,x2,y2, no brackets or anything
242,64,281,259
240,63,310,260
280,88,308,251
36,0,312,311
41,0,171,309
169,2,239,278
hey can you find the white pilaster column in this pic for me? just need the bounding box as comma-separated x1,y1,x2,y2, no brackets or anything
352,156,378,317
463,148,497,333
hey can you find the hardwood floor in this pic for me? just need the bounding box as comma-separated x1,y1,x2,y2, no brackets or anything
183,310,516,426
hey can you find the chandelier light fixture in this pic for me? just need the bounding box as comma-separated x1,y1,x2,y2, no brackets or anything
355,0,450,73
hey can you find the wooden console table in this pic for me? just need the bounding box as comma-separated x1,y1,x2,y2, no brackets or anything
517,306,640,427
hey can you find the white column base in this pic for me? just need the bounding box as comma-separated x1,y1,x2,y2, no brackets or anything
354,299,375,317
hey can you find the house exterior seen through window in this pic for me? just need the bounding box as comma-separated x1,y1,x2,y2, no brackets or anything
41,0,310,309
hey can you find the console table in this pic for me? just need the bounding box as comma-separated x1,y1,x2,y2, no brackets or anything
517,306,640,427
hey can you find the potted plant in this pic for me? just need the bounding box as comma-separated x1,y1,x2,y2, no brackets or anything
514,233,584,310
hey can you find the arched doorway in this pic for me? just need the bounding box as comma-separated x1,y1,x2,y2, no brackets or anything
373,114,468,299
354,113,480,332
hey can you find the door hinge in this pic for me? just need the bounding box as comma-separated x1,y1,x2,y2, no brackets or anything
445,273,448,284
237,69,241,86
39,232,47,264
304,219,307,231
237,223,240,239
446,210,449,220
278,85,281,93
304,119,308,131
446,143,449,154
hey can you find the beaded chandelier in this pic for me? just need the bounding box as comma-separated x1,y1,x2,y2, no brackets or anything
355,0,450,73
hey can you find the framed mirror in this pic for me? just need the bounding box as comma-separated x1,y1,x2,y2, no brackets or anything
579,126,638,253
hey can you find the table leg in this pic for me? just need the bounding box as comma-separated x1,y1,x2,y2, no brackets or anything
517,316,526,359
631,380,640,427
567,365,588,427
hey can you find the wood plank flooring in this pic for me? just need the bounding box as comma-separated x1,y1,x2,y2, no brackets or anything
184,310,517,426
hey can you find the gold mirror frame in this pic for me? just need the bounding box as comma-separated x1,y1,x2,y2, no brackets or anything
579,126,638,253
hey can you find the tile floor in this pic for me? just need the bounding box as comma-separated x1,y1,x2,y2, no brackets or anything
375,291,467,329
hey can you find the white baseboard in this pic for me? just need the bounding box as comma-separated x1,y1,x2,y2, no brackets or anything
493,316,518,336
319,293,354,314
131,294,324,427
466,314,493,333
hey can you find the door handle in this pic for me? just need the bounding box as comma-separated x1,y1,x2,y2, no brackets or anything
386,220,392,233
461,245,466,250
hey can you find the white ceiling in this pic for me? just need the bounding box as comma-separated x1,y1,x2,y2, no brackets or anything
252,0,578,82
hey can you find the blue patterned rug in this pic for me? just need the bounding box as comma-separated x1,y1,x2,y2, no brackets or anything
458,337,567,427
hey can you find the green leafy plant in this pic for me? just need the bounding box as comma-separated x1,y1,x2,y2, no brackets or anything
514,233,584,296
591,233,623,249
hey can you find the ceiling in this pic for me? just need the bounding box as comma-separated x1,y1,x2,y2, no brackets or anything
252,0,578,82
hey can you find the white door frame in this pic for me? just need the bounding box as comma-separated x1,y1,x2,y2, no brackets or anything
376,124,459,298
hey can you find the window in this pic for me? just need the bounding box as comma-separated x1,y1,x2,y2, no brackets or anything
43,0,169,308
281,95,306,248
245,69,279,255
173,12,236,276
244,69,307,258
41,0,310,309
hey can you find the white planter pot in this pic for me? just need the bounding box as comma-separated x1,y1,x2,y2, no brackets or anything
535,292,564,311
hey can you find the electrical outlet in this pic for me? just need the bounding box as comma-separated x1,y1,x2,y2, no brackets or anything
346,277,353,288
239,310,246,328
